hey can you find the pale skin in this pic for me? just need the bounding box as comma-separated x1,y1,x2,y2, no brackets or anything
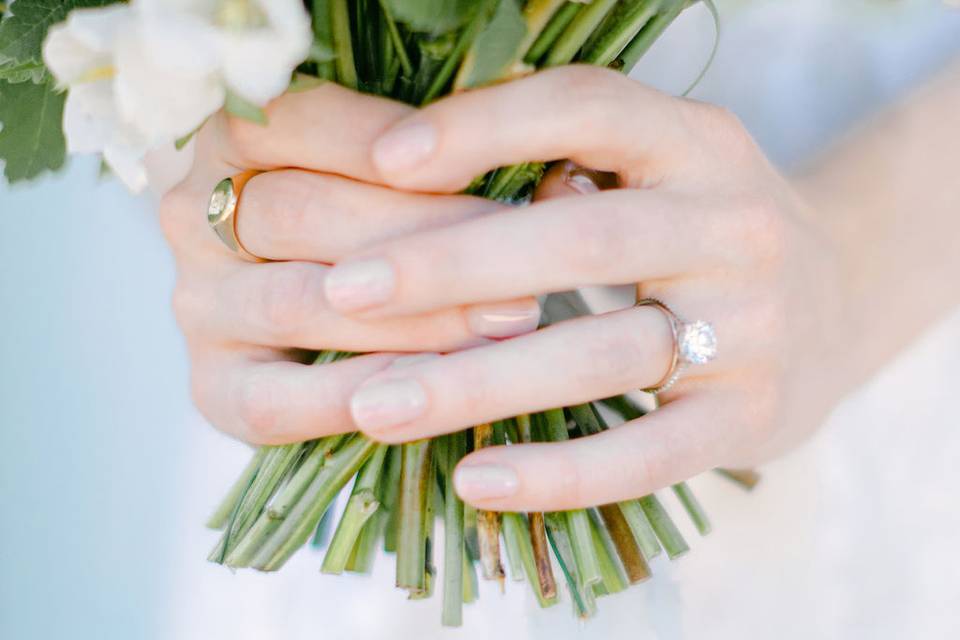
161,62,960,513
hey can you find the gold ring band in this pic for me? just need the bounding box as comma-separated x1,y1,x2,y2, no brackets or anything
207,170,265,262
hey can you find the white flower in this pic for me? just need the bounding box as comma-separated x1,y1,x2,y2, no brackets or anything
43,0,312,193
122,0,312,140
43,6,153,192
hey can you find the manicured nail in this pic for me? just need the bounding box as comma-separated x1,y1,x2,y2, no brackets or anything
350,378,427,431
324,258,395,312
466,301,541,339
372,121,437,174
454,464,519,501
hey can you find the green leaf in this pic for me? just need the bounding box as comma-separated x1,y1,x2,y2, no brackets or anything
0,0,117,66
456,0,526,89
224,90,268,126
0,79,66,182
0,57,45,82
383,0,477,34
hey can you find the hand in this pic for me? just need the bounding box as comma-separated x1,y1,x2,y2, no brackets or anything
160,83,541,445
325,66,852,512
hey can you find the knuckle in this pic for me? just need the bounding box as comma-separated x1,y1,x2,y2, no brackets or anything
234,371,282,444
254,264,319,339
189,364,217,425
158,186,196,249
224,115,267,167
552,66,626,135
170,282,199,330
726,193,789,266
680,100,756,163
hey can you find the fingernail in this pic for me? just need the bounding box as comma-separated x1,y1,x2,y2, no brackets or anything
350,378,427,431
373,121,437,174
466,301,541,339
454,464,519,501
324,258,395,312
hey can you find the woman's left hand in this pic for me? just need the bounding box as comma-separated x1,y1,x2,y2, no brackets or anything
326,66,852,512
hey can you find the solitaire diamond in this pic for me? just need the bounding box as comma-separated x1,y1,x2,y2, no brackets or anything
679,320,717,365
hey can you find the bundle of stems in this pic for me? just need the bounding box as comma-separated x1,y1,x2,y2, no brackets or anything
209,0,736,625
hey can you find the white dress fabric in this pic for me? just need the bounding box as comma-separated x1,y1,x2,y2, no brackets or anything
159,2,960,639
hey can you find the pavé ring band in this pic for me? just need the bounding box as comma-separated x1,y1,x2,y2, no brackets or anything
636,298,718,395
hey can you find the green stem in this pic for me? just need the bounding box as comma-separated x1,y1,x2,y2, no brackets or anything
211,443,305,563
545,512,597,619
541,408,602,589
440,434,466,626
580,0,662,66
225,437,344,567
518,0,569,59
322,444,389,574
310,0,337,80
396,439,433,595
673,481,711,535
544,0,619,67
503,513,558,608
378,0,413,76
597,504,651,584
618,498,662,559
588,509,629,596
639,494,690,560
525,2,581,64
715,468,761,491
381,445,403,552
473,424,505,584
330,0,358,88
420,0,494,104
616,0,685,74
207,447,267,530
250,436,377,571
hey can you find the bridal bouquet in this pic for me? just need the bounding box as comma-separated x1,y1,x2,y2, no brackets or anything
0,0,753,626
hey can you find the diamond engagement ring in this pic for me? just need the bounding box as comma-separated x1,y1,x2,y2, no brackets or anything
636,298,718,395
207,170,265,262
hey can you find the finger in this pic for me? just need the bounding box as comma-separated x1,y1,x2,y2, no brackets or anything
324,188,731,317
534,161,618,201
348,305,691,443
192,351,400,445
189,261,541,352
452,391,741,511
369,66,698,193
212,82,413,180
236,170,501,262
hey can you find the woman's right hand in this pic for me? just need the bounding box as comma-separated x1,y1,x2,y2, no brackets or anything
160,83,541,445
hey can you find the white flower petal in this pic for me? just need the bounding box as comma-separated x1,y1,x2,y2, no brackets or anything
114,29,225,141
218,33,302,104
62,83,119,154
65,5,133,52
103,144,150,193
